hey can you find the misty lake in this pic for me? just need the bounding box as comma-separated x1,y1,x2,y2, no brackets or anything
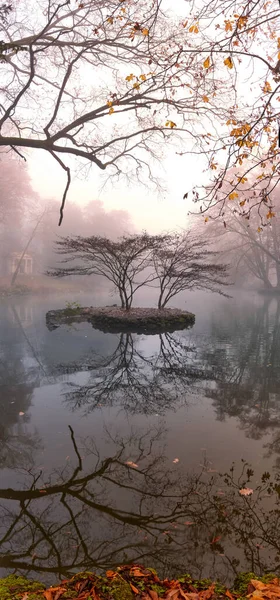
1,290,280,586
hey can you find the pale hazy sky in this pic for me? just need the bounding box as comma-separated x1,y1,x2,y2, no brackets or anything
29,147,206,233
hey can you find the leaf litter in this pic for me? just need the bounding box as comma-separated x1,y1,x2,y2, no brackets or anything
6,565,280,600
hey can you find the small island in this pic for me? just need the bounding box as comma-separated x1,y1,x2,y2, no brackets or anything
46,232,228,334
46,306,195,334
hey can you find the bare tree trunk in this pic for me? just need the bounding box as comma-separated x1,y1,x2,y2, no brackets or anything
11,210,45,287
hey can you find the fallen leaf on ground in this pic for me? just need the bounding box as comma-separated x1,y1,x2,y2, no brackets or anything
43,588,66,600
200,584,216,599
247,578,280,599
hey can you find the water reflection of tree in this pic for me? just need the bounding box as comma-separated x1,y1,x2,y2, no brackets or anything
58,332,206,415
204,299,280,453
0,426,279,585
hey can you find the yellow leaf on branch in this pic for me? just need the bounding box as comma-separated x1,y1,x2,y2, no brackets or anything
203,56,210,69
224,56,233,69
107,101,113,107
202,95,209,102
224,20,233,32
263,81,272,93
189,23,199,33
142,28,149,36
165,120,177,128
229,192,239,200
133,82,140,89
237,16,248,29
239,200,246,206
107,17,114,24
257,227,263,232
125,73,134,81
139,74,146,81
108,107,115,115
205,217,209,222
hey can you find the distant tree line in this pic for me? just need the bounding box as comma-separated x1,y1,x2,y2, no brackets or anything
48,232,229,309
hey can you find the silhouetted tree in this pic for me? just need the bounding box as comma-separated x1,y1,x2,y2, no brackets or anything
49,233,166,309
152,233,229,309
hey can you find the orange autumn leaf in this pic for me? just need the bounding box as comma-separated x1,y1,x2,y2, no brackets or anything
239,487,253,496
142,27,149,36
239,200,246,206
224,20,233,32
203,56,210,69
237,16,248,29
229,192,239,200
224,56,233,69
125,460,138,468
267,210,276,219
133,82,140,89
108,107,115,115
165,120,177,128
189,23,199,33
263,80,272,93
43,587,66,600
106,570,116,578
125,73,134,81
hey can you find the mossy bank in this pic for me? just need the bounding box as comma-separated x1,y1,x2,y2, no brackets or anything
1,568,279,600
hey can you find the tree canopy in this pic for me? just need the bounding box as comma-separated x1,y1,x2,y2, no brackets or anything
49,232,228,307
0,0,279,223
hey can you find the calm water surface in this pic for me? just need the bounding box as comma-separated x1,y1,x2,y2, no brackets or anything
0,290,280,585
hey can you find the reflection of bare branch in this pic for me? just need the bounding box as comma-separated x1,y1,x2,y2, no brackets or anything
0,426,280,583
59,331,207,416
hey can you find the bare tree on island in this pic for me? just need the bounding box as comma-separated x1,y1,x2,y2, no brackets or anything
48,232,229,308
49,233,167,310
152,234,229,309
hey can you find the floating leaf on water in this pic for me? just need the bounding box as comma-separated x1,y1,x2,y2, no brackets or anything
239,487,253,496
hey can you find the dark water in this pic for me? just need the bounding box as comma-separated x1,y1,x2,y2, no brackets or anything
0,290,280,585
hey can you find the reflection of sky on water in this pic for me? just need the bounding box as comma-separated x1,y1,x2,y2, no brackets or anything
0,290,280,583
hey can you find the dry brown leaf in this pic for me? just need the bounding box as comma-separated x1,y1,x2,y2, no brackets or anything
148,590,160,600
43,587,66,600
106,570,116,578
165,589,181,600
178,586,193,599
199,584,216,600
130,566,147,577
226,590,235,600
247,579,280,599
